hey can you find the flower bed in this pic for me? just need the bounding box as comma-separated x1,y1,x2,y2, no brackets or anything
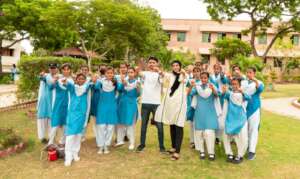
0,128,26,158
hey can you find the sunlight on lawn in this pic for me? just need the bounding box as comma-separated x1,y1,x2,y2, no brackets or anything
0,109,300,178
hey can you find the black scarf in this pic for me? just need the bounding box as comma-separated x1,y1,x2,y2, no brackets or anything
169,71,180,97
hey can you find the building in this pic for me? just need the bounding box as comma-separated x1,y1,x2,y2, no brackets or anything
0,38,23,72
161,18,300,74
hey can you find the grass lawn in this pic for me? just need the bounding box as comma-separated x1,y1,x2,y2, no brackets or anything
262,83,300,99
0,109,300,179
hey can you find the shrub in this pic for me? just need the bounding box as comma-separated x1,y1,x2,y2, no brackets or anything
0,73,12,84
0,128,22,150
17,56,86,100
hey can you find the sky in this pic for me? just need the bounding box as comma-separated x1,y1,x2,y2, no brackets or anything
22,0,250,53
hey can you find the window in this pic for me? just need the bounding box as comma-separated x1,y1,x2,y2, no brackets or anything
217,33,226,40
0,48,14,56
291,35,299,46
201,54,210,64
258,34,267,44
177,32,186,42
166,32,171,41
274,58,283,68
202,32,211,43
232,33,242,40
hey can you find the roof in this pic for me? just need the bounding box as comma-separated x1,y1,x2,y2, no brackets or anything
53,47,100,59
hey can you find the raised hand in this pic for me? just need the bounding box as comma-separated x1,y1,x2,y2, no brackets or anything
222,85,227,94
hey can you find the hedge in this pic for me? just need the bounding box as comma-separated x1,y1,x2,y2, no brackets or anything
0,73,12,84
17,56,86,100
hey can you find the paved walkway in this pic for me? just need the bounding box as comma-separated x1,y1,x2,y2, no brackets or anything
0,84,18,107
262,97,300,120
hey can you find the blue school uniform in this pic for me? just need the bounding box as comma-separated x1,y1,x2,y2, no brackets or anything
118,79,140,125
51,78,74,127
192,84,219,130
95,79,122,125
223,91,251,135
245,80,264,118
186,79,201,121
37,74,55,119
65,82,91,135
210,73,228,107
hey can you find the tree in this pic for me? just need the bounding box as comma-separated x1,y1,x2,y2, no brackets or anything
0,0,53,72
210,38,252,60
204,0,300,59
38,0,168,69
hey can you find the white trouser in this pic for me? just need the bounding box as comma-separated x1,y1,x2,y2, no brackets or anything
82,116,97,139
189,121,194,143
37,118,51,140
95,124,115,148
48,126,66,145
117,125,135,145
65,134,82,162
194,129,216,154
223,123,248,157
248,110,261,153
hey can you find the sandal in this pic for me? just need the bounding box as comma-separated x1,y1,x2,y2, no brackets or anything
171,153,180,161
167,148,176,155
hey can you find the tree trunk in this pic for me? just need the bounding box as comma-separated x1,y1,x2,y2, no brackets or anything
0,40,2,73
124,46,129,63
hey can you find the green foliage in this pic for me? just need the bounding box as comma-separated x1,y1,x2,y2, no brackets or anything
0,128,22,150
210,38,252,60
17,56,86,100
0,73,12,84
155,48,195,70
285,58,300,73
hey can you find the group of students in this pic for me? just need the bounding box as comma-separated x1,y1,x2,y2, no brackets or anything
36,56,263,166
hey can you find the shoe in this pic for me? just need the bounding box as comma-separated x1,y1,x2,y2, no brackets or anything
208,154,215,161
189,143,195,149
128,144,135,150
248,152,256,160
199,152,206,160
64,160,72,167
136,145,145,152
104,147,110,154
232,156,243,164
226,155,234,163
73,155,80,162
97,148,104,154
114,142,125,147
159,148,168,154
41,138,48,144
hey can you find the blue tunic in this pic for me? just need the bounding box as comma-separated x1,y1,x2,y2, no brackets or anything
37,74,54,119
65,82,91,136
224,91,250,135
90,87,100,116
186,79,201,121
246,81,264,118
192,84,219,130
209,73,228,107
51,78,73,127
95,80,122,125
118,79,140,125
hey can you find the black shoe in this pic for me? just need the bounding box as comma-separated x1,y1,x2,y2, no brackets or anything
226,155,234,163
199,152,206,160
190,143,195,149
232,156,243,164
124,136,129,142
41,138,48,144
215,138,220,145
208,154,215,161
248,152,256,160
136,145,145,152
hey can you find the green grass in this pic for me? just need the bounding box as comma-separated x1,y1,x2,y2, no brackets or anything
263,83,300,99
0,109,300,178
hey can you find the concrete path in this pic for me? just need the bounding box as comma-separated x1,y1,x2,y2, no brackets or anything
0,84,18,107
262,97,300,120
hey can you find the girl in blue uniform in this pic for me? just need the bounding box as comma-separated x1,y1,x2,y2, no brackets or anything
186,66,201,149
48,63,73,145
37,63,58,143
63,73,93,167
94,67,122,154
116,67,140,150
222,78,250,164
190,72,221,161
244,67,264,160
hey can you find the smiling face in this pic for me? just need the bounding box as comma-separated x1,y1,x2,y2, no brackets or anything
193,68,201,80
76,75,86,86
172,62,181,73
62,66,71,77
105,68,114,80
119,64,128,75
147,59,158,70
49,67,58,75
246,69,255,80
80,67,89,76
231,79,240,91
214,65,221,74
232,66,241,76
200,73,209,84
127,68,136,79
